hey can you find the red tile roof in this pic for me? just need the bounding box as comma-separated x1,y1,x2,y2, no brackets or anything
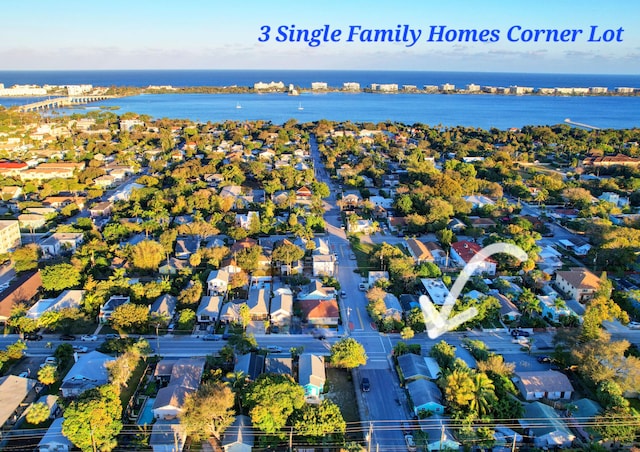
451,240,496,264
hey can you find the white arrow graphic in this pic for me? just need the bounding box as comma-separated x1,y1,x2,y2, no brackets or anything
420,242,528,339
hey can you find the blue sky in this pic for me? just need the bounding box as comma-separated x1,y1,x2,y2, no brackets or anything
1,0,638,73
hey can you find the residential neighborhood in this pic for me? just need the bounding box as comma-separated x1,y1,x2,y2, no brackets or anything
0,105,639,451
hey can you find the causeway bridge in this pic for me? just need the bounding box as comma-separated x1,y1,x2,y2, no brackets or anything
17,95,116,112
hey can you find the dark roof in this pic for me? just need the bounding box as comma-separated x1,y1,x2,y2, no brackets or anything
397,353,430,380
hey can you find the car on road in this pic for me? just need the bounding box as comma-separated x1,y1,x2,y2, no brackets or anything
81,334,98,342
537,355,551,363
510,329,530,337
72,345,88,353
404,434,417,452
23,333,43,341
628,321,640,329
105,333,120,340
265,346,282,353
340,290,347,298
360,377,370,392
202,334,221,341
59,334,76,341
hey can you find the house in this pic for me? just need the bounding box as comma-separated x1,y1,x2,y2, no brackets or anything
558,237,592,256
417,417,460,452
382,293,402,321
555,267,601,302
18,213,46,230
447,217,466,233
341,191,361,209
247,288,269,320
38,417,73,452
169,357,205,389
0,270,42,323
348,219,374,234
312,253,336,277
39,232,84,258
463,194,495,209
159,257,191,275
538,294,574,322
0,375,36,429
234,353,265,381
515,370,574,401
299,299,340,326
32,394,60,420
150,294,177,320
405,238,435,264
425,242,447,266
470,217,496,229
207,269,230,296
149,419,186,452
153,385,193,420
422,357,442,380
397,353,430,382
235,211,260,230
265,356,293,375
0,220,21,254
60,351,115,397
196,296,223,323
419,278,450,306
519,402,575,449
496,293,521,321
270,291,293,327
222,415,254,452
450,240,496,275
88,201,113,218
299,354,326,398
406,379,445,415
298,280,336,301
98,295,130,324
174,236,200,260
296,186,313,200
537,245,563,273
219,300,244,324
368,271,389,288
27,290,85,320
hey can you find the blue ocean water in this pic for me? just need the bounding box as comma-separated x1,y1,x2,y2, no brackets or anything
1,70,639,129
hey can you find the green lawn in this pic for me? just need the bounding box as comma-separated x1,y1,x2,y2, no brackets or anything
119,359,148,410
349,237,374,276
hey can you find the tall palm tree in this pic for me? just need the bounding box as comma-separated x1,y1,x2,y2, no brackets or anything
469,372,497,418
226,370,248,412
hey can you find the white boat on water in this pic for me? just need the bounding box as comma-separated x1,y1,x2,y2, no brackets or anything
236,102,242,109
297,102,304,111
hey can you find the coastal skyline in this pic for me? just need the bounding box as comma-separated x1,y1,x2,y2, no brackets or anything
1,0,639,74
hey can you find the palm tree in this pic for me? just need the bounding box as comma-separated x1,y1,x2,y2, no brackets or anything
469,372,497,418
226,370,248,412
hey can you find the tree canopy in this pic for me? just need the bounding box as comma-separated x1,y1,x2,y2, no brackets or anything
329,338,367,369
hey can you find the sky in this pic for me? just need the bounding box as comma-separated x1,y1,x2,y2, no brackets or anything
1,0,639,74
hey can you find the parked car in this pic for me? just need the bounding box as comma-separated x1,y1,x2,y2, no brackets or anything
105,333,120,340
40,357,58,368
405,434,417,452
265,345,282,353
537,355,551,363
59,334,76,341
81,334,98,342
361,377,370,392
23,332,43,341
72,345,89,353
202,334,221,341
511,329,530,337
340,290,347,298
628,321,640,330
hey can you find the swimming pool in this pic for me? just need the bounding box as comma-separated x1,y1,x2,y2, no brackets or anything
137,397,155,425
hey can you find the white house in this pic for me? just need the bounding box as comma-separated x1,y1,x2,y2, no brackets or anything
149,419,186,452
515,371,574,401
555,267,601,302
39,232,84,258
196,296,223,323
27,290,85,320
207,269,230,296
270,291,293,327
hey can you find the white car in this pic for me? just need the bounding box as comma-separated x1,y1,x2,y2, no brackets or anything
628,321,640,330
265,346,282,353
80,334,98,341
72,345,89,353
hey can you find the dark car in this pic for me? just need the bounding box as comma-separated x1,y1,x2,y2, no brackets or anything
511,329,530,337
24,333,43,341
59,334,77,341
537,355,551,363
361,377,370,392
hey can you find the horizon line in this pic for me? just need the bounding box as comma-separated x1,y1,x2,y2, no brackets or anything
0,68,639,77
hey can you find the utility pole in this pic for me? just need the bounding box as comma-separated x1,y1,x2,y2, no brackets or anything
367,422,373,452
289,426,293,451
511,433,517,452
